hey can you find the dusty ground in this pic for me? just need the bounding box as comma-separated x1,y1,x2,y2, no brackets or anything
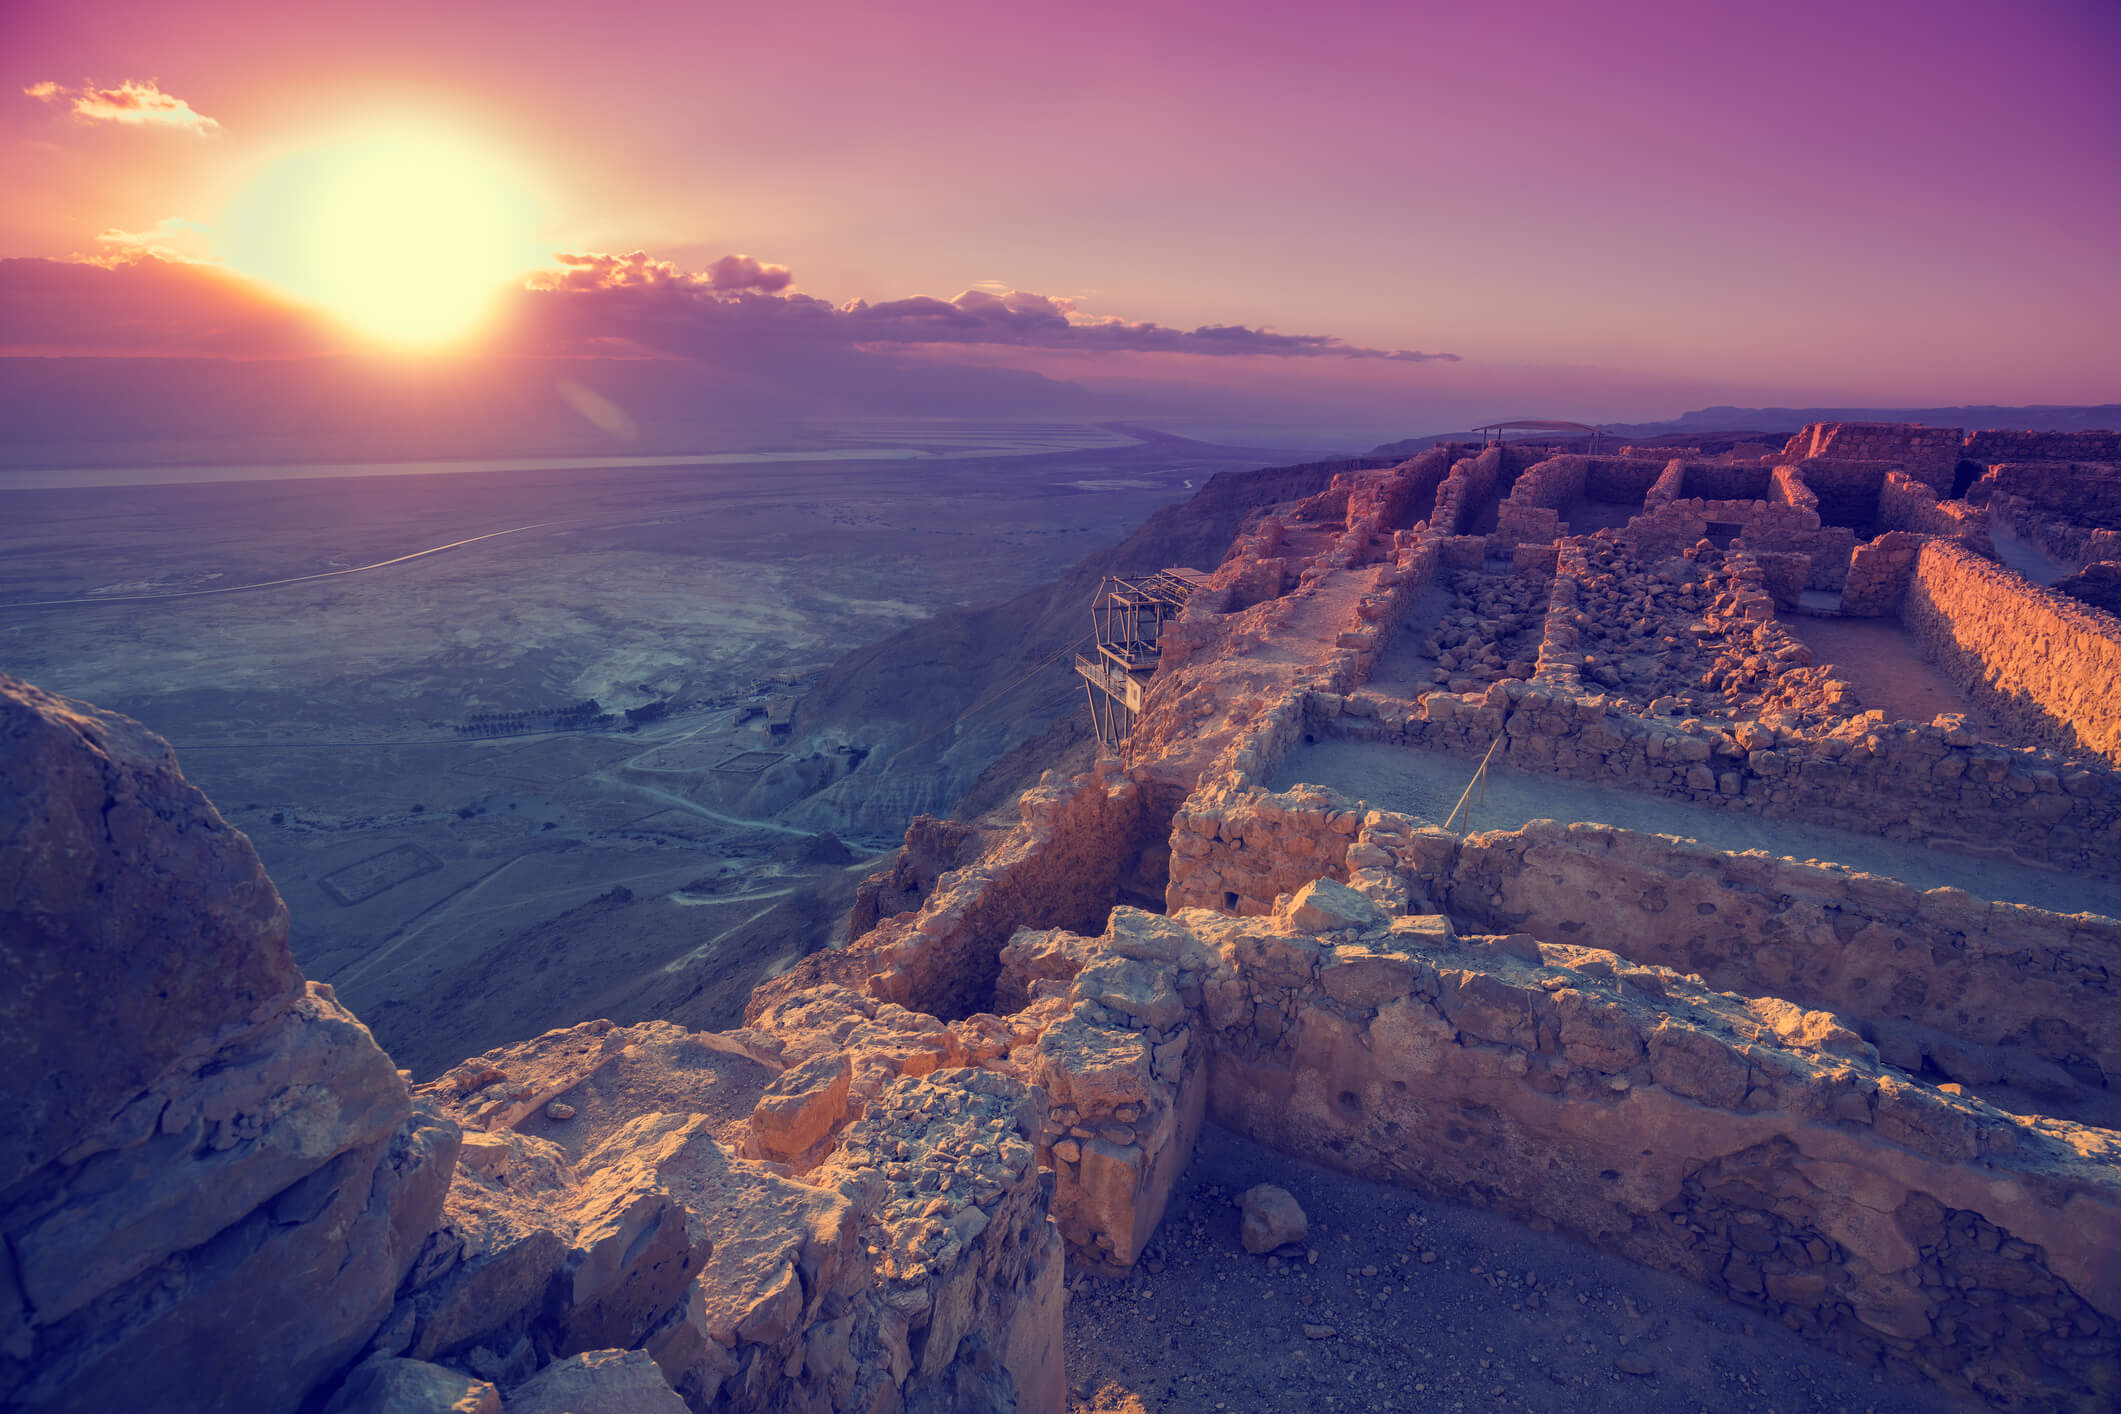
0,425,1285,1073
1064,1124,1955,1414
1776,617,2000,738
1268,737,2121,919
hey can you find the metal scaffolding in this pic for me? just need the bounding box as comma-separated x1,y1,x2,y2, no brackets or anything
1075,568,1207,749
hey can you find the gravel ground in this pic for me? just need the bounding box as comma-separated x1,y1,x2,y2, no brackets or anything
1267,738,2121,919
1063,1124,1958,1414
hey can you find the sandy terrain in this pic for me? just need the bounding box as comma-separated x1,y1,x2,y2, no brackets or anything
1065,1124,1951,1414
0,425,1289,1072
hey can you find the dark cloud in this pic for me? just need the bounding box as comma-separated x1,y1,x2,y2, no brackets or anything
0,249,1456,374
0,256,336,357
519,253,1458,363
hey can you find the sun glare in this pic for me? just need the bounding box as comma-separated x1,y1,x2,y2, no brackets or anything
221,126,543,348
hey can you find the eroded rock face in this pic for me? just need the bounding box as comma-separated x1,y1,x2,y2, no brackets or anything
0,674,456,1414
507,1348,687,1414
0,674,301,1198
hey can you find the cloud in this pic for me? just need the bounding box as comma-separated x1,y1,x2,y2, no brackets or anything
522,252,1458,363
85,216,216,267
529,250,792,294
703,254,793,293
24,79,219,134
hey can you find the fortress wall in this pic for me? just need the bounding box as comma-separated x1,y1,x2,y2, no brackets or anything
1392,818,2121,1089
1782,424,1962,488
1167,783,1357,917
1974,461,2121,528
1877,469,1979,538
1350,445,1453,532
1316,684,2121,875
1492,455,1672,547
1964,430,2121,463
831,769,1173,1021
1900,539,2121,766
1838,529,1928,615
1991,495,2121,571
1491,455,1585,546
1187,914,2121,1411
1430,445,1506,535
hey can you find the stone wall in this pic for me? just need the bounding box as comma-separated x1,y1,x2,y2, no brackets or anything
1429,446,1505,535
1876,469,1981,539
1900,539,2121,766
1971,462,2121,526
1781,423,1962,487
1839,529,1928,615
1678,462,1772,501
1024,898,2121,1410
754,766,1177,1023
1191,909,2121,1410
1491,455,1666,547
1963,430,2121,463
1313,682,2121,875
1400,817,2121,1091
1989,496,2121,572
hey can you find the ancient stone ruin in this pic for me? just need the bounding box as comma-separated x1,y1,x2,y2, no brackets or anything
6,421,2121,1412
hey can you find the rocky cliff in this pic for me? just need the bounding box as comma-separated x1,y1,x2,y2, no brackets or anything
759,457,1393,835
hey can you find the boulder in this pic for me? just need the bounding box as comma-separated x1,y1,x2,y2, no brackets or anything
324,1357,500,1414
1277,878,1386,935
0,675,456,1414
750,1051,852,1164
507,1349,686,1414
1236,1184,1308,1253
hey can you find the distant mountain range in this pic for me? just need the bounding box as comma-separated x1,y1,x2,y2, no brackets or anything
1371,404,2121,457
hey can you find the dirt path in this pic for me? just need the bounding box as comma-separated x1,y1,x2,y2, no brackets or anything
1064,1124,1949,1414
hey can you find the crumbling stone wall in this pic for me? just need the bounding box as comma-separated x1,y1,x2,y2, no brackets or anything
1429,446,1506,535
1398,817,2121,1091
1187,911,2121,1411
1315,684,2121,875
1491,455,1665,546
1900,539,2121,765
1970,461,2121,526
1027,899,2121,1411
1963,430,2121,463
820,768,1177,1021
846,814,980,942
1782,423,1962,489
1877,469,1981,539
1839,529,1928,615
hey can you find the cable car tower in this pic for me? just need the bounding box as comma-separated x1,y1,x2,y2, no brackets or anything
1074,568,1208,749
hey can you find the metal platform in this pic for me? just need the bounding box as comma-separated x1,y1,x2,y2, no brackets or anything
1079,568,1207,749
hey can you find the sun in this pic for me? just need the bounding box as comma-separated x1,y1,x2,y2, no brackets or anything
220,125,544,348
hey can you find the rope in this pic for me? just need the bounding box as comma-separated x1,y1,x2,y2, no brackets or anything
1443,735,1502,836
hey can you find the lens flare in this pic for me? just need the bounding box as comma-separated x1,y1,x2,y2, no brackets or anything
221,125,543,348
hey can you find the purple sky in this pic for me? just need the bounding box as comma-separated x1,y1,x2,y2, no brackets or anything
3,0,2117,456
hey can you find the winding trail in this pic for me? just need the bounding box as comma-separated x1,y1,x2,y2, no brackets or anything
3,521,565,611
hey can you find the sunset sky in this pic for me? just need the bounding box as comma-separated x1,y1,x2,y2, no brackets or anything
3,0,2117,459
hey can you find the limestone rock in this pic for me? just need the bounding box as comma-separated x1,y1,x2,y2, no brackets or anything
324,1357,500,1414
750,1050,852,1164
0,672,301,1197
507,1348,686,1414
1277,878,1386,935
0,675,454,1414
1237,1184,1308,1253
